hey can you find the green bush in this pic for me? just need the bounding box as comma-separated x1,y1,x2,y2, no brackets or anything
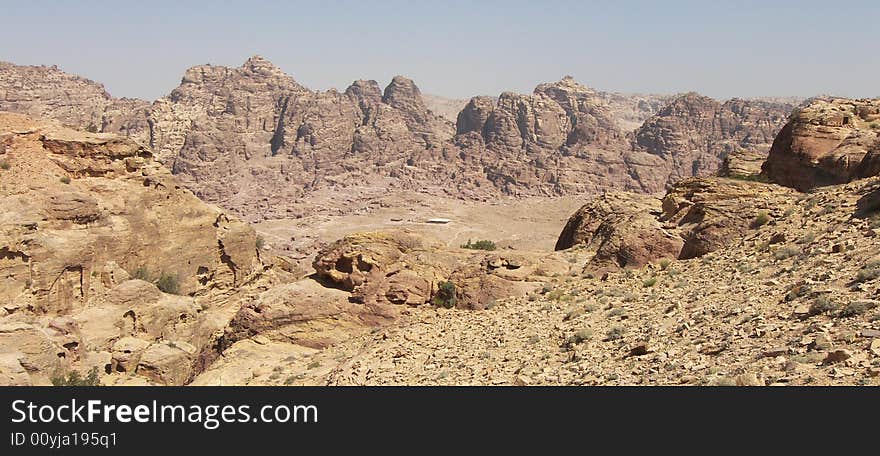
752,211,771,228
856,261,880,283
838,301,877,318
773,246,801,260
131,267,181,295
460,239,497,251
642,277,657,288
433,281,457,308
606,327,625,341
565,328,594,346
0,160,9,170
809,295,839,316
547,289,566,301
132,267,151,281
255,235,265,250
60,176,71,184
51,367,100,386
155,273,180,295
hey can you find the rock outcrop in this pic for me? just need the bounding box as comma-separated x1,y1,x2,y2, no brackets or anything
146,56,456,220
554,192,682,271
555,177,798,268
312,230,563,310
0,62,150,139
0,112,263,385
762,98,880,191
634,94,791,186
0,112,580,385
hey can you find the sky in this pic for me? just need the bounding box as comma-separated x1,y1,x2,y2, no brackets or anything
1,0,877,101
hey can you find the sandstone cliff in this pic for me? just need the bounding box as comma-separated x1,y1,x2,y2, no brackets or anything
0,62,150,140
762,98,880,190
0,112,274,385
1,58,797,222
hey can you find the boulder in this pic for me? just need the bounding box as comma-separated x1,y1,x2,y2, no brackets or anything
762,98,880,190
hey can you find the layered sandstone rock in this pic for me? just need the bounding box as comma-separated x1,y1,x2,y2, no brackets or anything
634,94,791,187
762,98,880,190
0,113,579,385
554,192,682,271
146,56,456,220
555,177,798,268
0,61,150,139
0,113,263,385
312,230,565,310
660,178,797,259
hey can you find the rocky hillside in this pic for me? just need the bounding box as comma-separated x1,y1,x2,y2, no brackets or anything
240,175,880,386
0,112,271,385
0,62,150,139
1,58,796,222
0,112,574,385
634,93,790,183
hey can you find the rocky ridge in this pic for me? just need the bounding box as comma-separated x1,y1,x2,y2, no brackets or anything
0,62,150,140
1,58,796,222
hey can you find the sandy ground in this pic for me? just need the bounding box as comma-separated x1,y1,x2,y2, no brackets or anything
254,192,586,268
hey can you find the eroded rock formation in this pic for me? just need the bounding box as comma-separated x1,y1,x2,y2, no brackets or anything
555,177,798,269
1,58,796,222
762,98,880,190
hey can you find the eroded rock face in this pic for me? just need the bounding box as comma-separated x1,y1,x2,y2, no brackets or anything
1,58,796,222
222,279,396,351
762,98,880,191
0,61,150,140
556,177,799,268
455,82,793,198
0,113,262,385
634,94,791,187
313,230,558,310
660,178,797,259
554,192,683,271
147,57,455,220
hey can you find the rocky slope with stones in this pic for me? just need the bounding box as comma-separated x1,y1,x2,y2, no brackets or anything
247,176,880,386
0,113,401,385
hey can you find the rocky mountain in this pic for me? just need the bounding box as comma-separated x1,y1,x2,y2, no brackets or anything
1,58,797,222
4,101,880,386
145,56,463,220
634,93,791,184
0,61,150,139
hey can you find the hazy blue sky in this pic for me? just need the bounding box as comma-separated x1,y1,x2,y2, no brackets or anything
1,1,877,100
